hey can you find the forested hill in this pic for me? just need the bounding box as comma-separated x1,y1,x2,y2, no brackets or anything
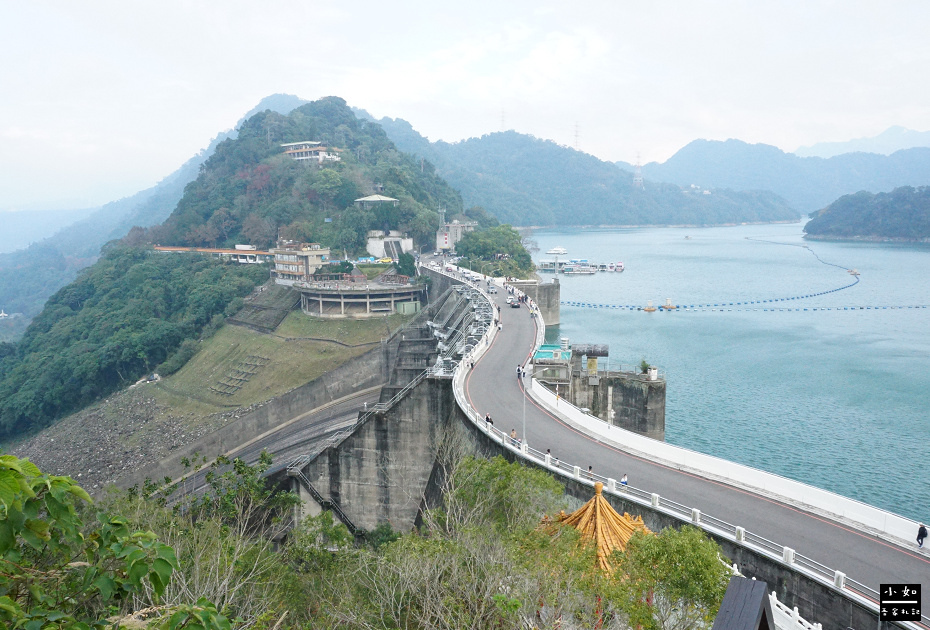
144,97,461,251
804,186,930,240
0,97,464,439
0,93,309,342
621,139,930,213
369,117,799,227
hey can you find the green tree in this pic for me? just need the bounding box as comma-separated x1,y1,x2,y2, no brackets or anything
455,224,535,278
610,525,731,630
0,454,229,630
395,252,416,277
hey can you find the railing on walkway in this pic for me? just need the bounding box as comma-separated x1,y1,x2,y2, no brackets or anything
443,266,929,630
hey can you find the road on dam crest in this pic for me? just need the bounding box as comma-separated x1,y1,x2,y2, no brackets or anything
465,283,929,602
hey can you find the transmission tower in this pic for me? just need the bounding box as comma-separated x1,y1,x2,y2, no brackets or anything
633,153,644,190
574,122,580,150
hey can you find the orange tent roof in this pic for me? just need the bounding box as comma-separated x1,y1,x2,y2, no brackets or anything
557,481,652,571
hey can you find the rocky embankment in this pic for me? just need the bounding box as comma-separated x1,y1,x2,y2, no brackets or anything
10,387,248,494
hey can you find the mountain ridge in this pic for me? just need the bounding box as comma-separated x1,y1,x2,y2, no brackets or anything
367,117,799,228
0,94,309,341
617,138,930,212
795,126,930,158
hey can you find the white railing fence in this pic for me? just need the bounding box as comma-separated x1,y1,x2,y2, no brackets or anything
441,264,928,630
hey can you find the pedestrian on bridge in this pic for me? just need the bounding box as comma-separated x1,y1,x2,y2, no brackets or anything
510,428,518,445
516,365,522,379
918,523,927,548
620,473,628,486
485,413,493,427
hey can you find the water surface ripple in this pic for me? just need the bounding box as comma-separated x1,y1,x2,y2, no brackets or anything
535,223,930,522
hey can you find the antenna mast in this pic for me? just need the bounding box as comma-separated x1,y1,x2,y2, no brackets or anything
633,153,644,190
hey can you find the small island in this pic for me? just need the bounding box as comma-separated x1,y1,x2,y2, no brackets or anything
804,185,930,241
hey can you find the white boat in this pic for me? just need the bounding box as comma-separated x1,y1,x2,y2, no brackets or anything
547,246,568,255
616,262,625,272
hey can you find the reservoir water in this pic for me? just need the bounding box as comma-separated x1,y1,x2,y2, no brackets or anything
533,222,930,522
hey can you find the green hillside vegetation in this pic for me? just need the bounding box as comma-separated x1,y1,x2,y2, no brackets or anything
0,94,309,341
0,97,469,439
804,185,930,239
0,247,267,438
455,224,536,277
144,97,463,254
1,452,730,630
373,118,799,227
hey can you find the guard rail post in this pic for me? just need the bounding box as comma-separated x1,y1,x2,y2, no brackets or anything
692,508,701,524
651,493,660,508
607,477,616,492
833,570,845,589
735,526,746,542
783,546,796,565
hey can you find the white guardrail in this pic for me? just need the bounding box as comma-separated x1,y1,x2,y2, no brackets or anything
435,263,928,630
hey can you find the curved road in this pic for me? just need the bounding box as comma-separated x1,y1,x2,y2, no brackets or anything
465,284,929,610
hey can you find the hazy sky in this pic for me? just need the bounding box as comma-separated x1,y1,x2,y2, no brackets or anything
3,1,929,212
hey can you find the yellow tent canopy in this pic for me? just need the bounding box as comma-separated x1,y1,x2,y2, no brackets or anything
556,481,652,571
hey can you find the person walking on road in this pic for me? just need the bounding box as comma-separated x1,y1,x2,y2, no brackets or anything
485,413,493,427
919,523,927,548
510,428,519,446
516,365,522,379
620,474,628,486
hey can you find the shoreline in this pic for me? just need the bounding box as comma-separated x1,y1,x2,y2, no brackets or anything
515,219,802,230
804,233,930,243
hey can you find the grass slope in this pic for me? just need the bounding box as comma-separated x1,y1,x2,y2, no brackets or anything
10,310,414,489
153,311,411,413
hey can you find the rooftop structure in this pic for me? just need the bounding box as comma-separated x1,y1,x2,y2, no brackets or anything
281,141,341,163
355,194,399,208
553,482,651,571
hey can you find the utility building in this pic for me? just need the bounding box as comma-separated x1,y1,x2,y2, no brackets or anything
280,141,342,163
436,219,476,252
272,241,331,285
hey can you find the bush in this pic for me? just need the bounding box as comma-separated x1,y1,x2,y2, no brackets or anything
159,338,199,375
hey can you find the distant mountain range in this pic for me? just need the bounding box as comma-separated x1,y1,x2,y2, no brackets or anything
795,126,930,158
369,117,798,228
617,139,930,213
0,94,309,341
0,207,97,254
